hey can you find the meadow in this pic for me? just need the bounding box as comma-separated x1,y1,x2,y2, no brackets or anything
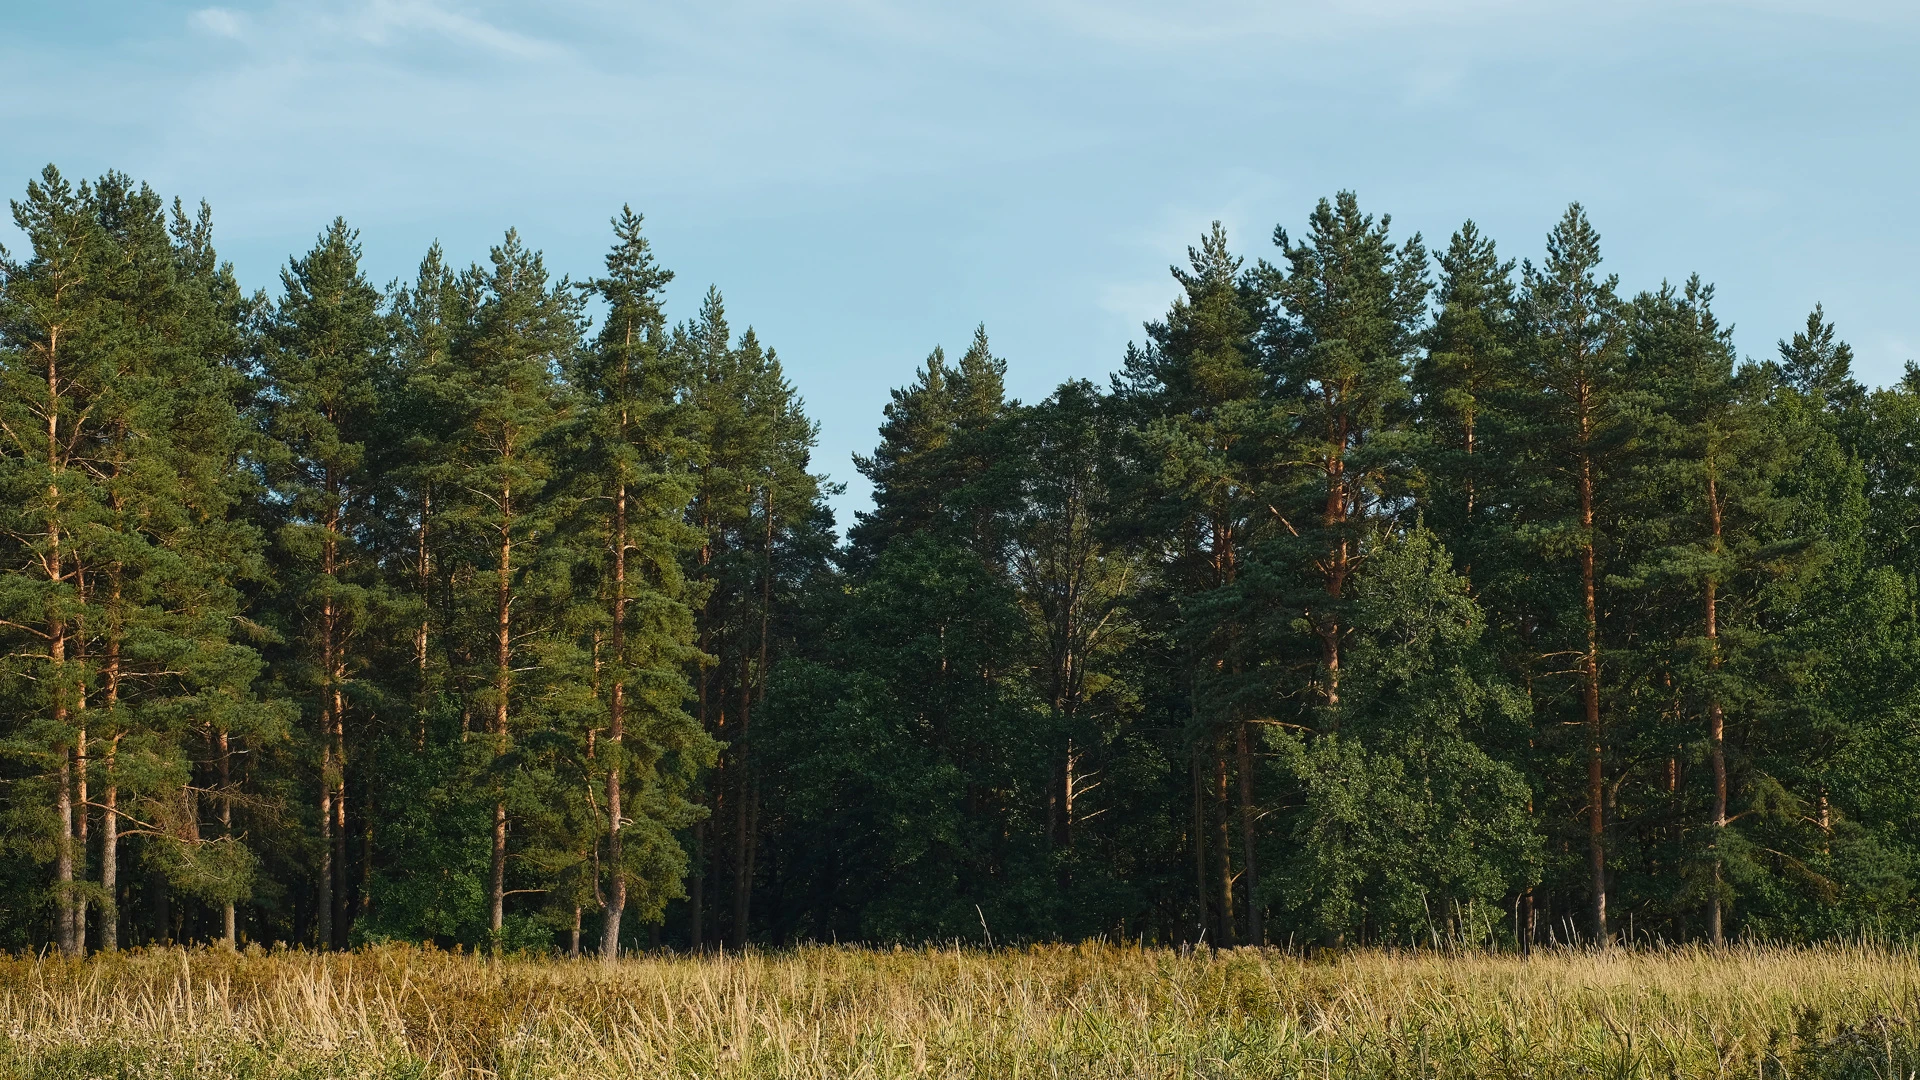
0,943,1915,1079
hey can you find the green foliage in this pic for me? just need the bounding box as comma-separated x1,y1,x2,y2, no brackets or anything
1,166,1916,956
1275,529,1538,942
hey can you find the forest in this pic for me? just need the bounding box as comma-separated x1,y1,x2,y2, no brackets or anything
3,163,1918,959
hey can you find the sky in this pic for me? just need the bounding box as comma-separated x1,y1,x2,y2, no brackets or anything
3,0,1916,526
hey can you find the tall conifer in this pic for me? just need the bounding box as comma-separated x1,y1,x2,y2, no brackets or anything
574,209,712,958
259,219,387,947
1516,205,1629,943
438,231,580,938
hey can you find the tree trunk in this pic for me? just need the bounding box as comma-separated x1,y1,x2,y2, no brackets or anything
56,746,76,957
50,568,74,956
74,573,88,951
317,745,333,948
329,496,350,944
1705,472,1727,947
1214,745,1234,946
1190,755,1208,945
490,486,513,938
216,729,233,945
1577,427,1607,945
732,487,773,947
1463,407,1476,518
75,723,88,951
416,490,432,749
358,810,374,928
47,349,78,956
101,765,118,952
100,609,121,953
332,683,347,944
317,507,338,950
1321,415,1350,716
602,482,628,961
733,679,752,946
691,520,711,953
1236,722,1261,945
689,819,705,950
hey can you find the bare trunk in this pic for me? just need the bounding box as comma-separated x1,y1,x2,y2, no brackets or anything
1322,417,1349,716
220,729,236,947
415,490,431,750
100,612,121,953
1706,473,1727,947
695,522,718,949
331,682,347,943
74,724,87,950
100,768,118,952
1463,409,1476,518
317,506,338,950
690,524,711,951
1190,755,1208,944
602,482,628,961
74,575,88,951
1577,416,1607,945
56,747,76,956
330,502,349,944
491,485,513,938
1061,741,1077,856
1236,722,1261,945
317,748,333,948
47,347,78,956
1214,746,1234,946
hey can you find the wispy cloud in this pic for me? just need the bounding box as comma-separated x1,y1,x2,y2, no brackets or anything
186,0,567,60
339,0,566,59
190,7,247,39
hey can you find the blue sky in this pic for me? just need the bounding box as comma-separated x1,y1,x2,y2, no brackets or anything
4,1,1915,524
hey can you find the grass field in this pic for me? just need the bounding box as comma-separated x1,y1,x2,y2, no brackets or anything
0,942,1915,1079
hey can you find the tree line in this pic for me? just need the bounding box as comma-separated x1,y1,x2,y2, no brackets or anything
3,166,1916,956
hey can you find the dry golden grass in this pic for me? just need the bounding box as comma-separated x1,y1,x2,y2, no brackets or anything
0,942,1915,1078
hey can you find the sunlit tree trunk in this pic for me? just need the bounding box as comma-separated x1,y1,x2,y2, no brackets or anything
602,477,628,961
1577,391,1607,945
490,484,513,937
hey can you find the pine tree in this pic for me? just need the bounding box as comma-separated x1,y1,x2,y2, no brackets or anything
1624,277,1799,943
1248,193,1430,946
148,190,278,950
1774,305,1861,412
1262,191,1430,714
1514,204,1629,943
437,231,581,940
573,208,712,958
849,347,956,564
257,219,387,947
1112,221,1268,945
1009,380,1147,928
0,167,123,956
1413,221,1517,570
2,168,269,954
675,288,828,948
